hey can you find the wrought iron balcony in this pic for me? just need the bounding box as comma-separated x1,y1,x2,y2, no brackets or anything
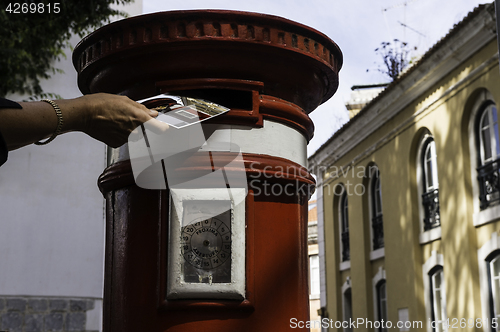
478,160,500,210
422,188,440,231
372,215,384,250
341,231,350,262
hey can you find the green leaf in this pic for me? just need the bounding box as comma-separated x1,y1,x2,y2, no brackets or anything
0,0,133,98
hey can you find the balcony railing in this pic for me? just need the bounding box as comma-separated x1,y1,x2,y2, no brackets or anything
478,160,500,210
372,214,384,250
422,188,440,231
341,231,350,262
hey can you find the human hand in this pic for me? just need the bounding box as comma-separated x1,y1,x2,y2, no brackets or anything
0,93,169,151
68,93,169,148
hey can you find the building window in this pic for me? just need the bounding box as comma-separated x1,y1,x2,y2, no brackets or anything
477,103,500,210
371,170,384,250
477,233,500,332
343,287,353,332
421,138,440,230
376,281,388,332
373,267,387,331
430,267,447,332
489,253,500,329
417,132,442,243
309,254,320,299
468,92,500,226
423,252,446,332
340,191,350,262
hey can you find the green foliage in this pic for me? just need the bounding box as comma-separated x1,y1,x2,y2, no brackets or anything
0,0,133,98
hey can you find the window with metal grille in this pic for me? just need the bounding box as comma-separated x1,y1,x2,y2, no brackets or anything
371,171,384,250
421,138,440,231
477,103,500,210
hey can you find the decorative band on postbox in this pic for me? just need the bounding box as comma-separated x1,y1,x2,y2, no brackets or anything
127,96,248,219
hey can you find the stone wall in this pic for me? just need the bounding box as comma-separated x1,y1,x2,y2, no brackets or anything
0,297,97,332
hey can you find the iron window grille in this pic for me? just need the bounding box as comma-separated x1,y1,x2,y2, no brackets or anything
422,189,440,230
478,104,500,210
422,139,440,230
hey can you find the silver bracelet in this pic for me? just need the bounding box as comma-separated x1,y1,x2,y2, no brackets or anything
35,99,64,145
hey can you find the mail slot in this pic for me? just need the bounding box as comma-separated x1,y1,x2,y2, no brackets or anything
73,9,342,332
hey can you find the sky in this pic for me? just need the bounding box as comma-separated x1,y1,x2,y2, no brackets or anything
143,0,490,156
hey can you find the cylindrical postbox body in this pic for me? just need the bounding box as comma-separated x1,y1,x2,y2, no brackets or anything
73,10,341,332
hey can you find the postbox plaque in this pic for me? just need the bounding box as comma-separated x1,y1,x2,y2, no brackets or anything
181,208,232,283
167,188,245,300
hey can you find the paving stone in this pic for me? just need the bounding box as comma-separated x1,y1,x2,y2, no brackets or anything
6,298,26,311
44,312,64,331
2,311,23,332
86,299,95,311
69,300,87,312
28,299,48,312
49,299,68,311
66,312,86,331
25,313,43,332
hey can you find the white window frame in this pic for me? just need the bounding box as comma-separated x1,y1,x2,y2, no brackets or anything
423,140,439,192
373,176,383,218
478,232,500,332
309,254,320,299
423,251,447,332
377,282,388,332
416,133,442,244
489,255,500,328
430,268,446,332
342,278,353,332
479,104,500,165
373,267,387,332
339,187,351,271
368,166,385,260
468,90,500,226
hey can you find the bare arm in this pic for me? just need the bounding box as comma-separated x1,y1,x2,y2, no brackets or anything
0,93,168,150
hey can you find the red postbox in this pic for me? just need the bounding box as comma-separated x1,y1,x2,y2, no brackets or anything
73,10,341,332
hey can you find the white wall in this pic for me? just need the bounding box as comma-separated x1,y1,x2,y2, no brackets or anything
0,134,106,297
0,0,143,300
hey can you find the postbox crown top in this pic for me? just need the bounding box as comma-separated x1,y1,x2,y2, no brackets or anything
73,9,342,113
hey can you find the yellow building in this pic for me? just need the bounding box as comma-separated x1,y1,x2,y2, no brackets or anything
308,3,500,331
